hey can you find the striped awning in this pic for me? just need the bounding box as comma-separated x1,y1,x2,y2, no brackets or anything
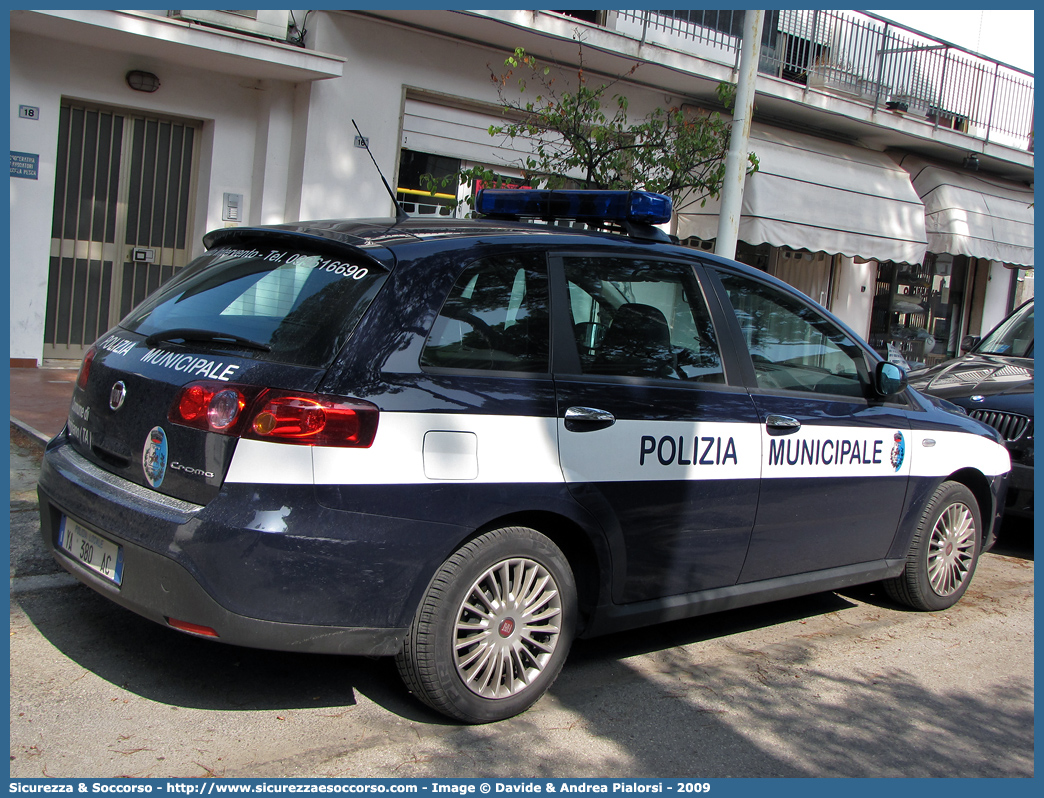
898,154,1034,267
677,124,928,265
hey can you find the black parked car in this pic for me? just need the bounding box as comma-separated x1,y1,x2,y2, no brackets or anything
38,189,1010,723
909,300,1033,519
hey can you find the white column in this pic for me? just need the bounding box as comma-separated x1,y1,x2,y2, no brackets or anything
714,10,763,259
831,256,878,340
250,81,296,226
980,260,1015,332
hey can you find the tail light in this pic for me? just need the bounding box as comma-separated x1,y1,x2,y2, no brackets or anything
76,347,97,390
169,382,379,448
176,383,250,431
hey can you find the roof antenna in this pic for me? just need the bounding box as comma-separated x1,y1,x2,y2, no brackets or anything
352,119,409,222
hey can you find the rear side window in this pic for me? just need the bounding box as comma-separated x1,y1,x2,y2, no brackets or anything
121,244,387,368
421,253,550,372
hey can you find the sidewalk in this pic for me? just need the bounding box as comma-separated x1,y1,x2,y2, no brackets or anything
9,366,78,445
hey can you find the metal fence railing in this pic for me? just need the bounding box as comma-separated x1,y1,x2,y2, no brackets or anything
610,10,1034,152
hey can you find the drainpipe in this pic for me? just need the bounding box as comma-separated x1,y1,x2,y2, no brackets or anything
715,10,763,260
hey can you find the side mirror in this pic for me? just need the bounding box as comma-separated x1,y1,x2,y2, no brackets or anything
874,361,907,398
961,335,980,352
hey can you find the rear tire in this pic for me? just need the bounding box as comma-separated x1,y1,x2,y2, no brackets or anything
396,526,577,723
884,481,981,611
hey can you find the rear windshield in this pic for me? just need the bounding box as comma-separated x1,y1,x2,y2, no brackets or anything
120,244,388,368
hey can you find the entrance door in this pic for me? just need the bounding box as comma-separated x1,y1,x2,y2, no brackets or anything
771,248,835,309
44,102,200,359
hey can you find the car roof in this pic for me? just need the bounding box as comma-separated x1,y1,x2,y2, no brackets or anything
202,216,769,275
204,216,632,250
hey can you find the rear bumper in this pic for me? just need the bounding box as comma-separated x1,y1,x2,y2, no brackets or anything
37,437,434,656
40,513,407,655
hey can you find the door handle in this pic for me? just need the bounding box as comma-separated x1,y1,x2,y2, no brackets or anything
564,406,616,432
766,414,801,430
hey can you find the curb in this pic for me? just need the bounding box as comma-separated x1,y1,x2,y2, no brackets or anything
10,417,51,448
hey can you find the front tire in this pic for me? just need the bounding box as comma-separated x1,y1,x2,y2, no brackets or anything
396,526,577,723
884,481,981,611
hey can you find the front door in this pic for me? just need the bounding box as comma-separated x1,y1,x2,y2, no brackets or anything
44,101,200,359
711,269,912,583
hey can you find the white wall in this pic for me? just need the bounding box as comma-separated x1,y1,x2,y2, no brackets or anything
980,260,1015,333
9,31,302,363
9,37,61,363
831,256,877,341
298,11,674,221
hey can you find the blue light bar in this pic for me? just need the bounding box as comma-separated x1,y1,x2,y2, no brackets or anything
474,189,673,225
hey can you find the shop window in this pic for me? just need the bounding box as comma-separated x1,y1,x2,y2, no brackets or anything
397,149,460,217
735,242,773,273
397,150,534,219
1010,267,1034,309
771,248,836,310
868,254,966,370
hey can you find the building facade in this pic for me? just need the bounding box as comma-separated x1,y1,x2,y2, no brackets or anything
9,9,1034,368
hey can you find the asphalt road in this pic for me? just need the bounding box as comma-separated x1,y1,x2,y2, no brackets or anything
9,427,1034,779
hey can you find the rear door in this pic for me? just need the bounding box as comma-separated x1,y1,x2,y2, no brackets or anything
550,253,762,603
708,267,912,583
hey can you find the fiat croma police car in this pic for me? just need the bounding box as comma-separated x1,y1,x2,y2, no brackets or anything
38,189,1010,723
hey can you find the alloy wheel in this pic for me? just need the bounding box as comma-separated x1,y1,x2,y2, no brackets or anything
453,557,563,699
926,501,977,596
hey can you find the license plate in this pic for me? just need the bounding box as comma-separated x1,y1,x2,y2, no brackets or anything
58,517,125,586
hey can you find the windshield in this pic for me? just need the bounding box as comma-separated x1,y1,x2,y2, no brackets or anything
975,301,1033,358
120,243,388,368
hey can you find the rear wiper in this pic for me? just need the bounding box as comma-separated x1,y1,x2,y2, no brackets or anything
143,328,272,352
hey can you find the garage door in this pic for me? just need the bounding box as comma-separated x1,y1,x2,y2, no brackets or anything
401,96,536,168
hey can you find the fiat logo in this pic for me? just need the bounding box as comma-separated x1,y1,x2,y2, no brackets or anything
109,381,127,411
498,618,515,638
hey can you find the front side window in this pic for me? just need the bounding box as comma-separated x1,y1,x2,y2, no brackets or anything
563,257,724,382
719,271,869,397
421,254,550,372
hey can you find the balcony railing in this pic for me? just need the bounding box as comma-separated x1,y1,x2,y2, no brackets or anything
610,10,1034,152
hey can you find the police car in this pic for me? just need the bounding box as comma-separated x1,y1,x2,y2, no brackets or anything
38,189,1010,723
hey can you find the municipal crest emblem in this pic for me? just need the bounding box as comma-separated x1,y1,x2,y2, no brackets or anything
143,426,168,488
890,431,905,472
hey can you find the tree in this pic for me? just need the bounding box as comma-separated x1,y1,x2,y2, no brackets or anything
424,36,758,213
